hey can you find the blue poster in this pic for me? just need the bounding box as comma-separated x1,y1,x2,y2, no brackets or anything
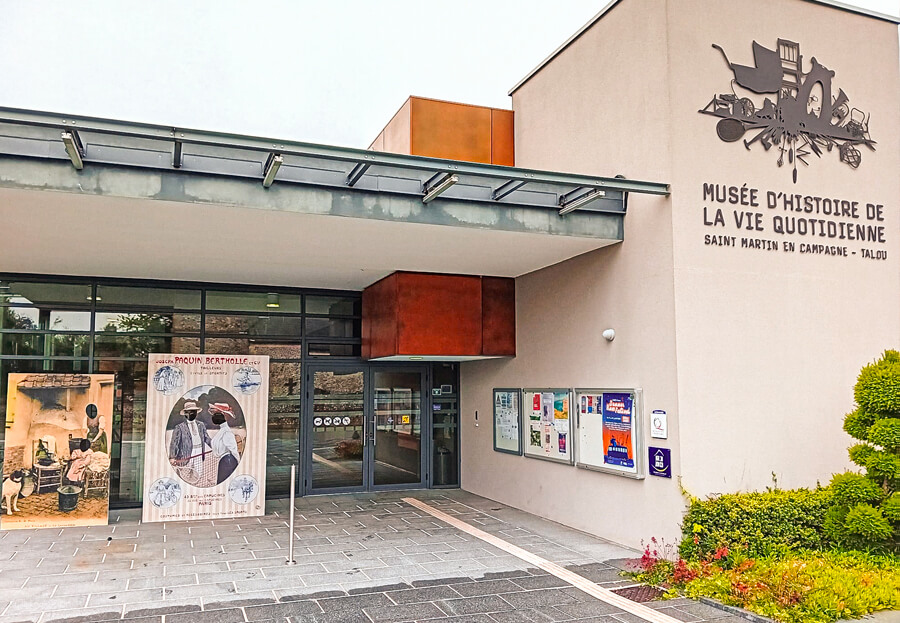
602,392,634,468
649,447,671,478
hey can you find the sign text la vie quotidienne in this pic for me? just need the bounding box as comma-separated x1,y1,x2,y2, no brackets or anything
701,183,887,260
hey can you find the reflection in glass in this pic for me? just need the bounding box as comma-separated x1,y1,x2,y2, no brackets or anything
305,317,360,339
1,308,91,331
206,291,301,314
305,296,360,316
0,281,91,306
373,371,422,486
95,286,201,309
95,313,201,334
307,343,361,357
1,333,90,358
95,360,149,504
204,338,301,359
93,335,200,358
310,370,364,490
205,314,302,337
432,363,459,486
266,362,301,496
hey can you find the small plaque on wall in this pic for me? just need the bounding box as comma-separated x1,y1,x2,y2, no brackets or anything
648,447,671,478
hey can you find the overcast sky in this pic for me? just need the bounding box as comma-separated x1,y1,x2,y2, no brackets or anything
0,0,897,148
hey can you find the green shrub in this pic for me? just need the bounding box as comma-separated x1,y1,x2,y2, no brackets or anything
869,419,900,451
844,504,894,542
855,351,900,416
844,409,876,441
848,443,876,467
679,488,833,560
883,493,900,522
829,472,882,507
830,350,900,550
866,452,900,481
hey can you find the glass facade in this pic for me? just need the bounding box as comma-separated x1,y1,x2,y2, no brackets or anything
0,276,362,506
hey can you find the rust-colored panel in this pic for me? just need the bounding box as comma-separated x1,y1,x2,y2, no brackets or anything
396,272,482,356
362,273,399,359
482,277,516,356
410,97,492,164
490,109,515,166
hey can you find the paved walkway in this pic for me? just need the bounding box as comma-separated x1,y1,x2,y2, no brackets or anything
0,490,750,623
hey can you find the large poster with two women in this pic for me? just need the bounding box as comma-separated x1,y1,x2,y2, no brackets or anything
142,354,269,522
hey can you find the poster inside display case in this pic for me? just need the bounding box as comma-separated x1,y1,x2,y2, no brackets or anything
523,389,573,464
575,389,643,478
492,388,522,455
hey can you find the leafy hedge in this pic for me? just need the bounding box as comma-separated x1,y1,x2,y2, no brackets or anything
680,487,834,560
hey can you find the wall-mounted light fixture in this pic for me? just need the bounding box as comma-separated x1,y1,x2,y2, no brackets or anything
422,173,458,203
602,329,616,342
266,293,280,308
61,131,85,170
559,188,606,216
262,153,283,188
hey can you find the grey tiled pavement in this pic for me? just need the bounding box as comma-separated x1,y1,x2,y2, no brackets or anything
0,490,748,623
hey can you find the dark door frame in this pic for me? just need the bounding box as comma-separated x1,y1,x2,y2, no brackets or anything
301,362,431,495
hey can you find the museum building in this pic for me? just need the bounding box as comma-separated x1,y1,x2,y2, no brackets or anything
1,0,898,546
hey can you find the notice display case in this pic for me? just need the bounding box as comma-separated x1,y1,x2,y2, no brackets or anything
523,389,573,465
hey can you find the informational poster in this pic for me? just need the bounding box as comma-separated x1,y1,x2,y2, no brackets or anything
1,373,114,530
143,354,269,522
492,388,522,455
575,389,643,478
523,389,572,464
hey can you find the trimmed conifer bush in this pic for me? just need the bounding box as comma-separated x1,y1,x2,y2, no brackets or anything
826,350,900,551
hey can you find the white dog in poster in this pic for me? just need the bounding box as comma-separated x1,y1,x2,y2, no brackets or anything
2,470,25,515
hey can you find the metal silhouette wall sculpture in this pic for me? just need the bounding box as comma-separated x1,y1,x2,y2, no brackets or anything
700,39,875,183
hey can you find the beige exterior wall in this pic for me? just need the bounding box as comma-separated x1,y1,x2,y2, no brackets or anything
667,0,900,496
460,0,900,549
461,0,684,548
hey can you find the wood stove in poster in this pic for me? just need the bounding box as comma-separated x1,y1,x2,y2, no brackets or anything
142,354,269,522
1,373,114,531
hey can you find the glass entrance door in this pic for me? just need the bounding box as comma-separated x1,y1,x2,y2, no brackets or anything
307,367,366,492
305,365,426,493
372,369,424,489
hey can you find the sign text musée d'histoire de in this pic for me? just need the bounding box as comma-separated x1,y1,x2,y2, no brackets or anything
697,37,887,261
700,183,887,260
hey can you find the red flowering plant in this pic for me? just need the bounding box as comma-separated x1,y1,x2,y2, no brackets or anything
632,537,679,590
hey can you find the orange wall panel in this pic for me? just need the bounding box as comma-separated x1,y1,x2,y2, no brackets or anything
396,273,483,356
362,273,399,359
482,277,516,356
490,109,515,166
410,98,493,164
362,272,516,359
370,97,515,166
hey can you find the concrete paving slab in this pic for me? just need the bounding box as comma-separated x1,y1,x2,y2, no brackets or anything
4,490,885,623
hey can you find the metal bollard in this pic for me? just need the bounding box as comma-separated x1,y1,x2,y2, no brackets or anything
286,464,297,566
